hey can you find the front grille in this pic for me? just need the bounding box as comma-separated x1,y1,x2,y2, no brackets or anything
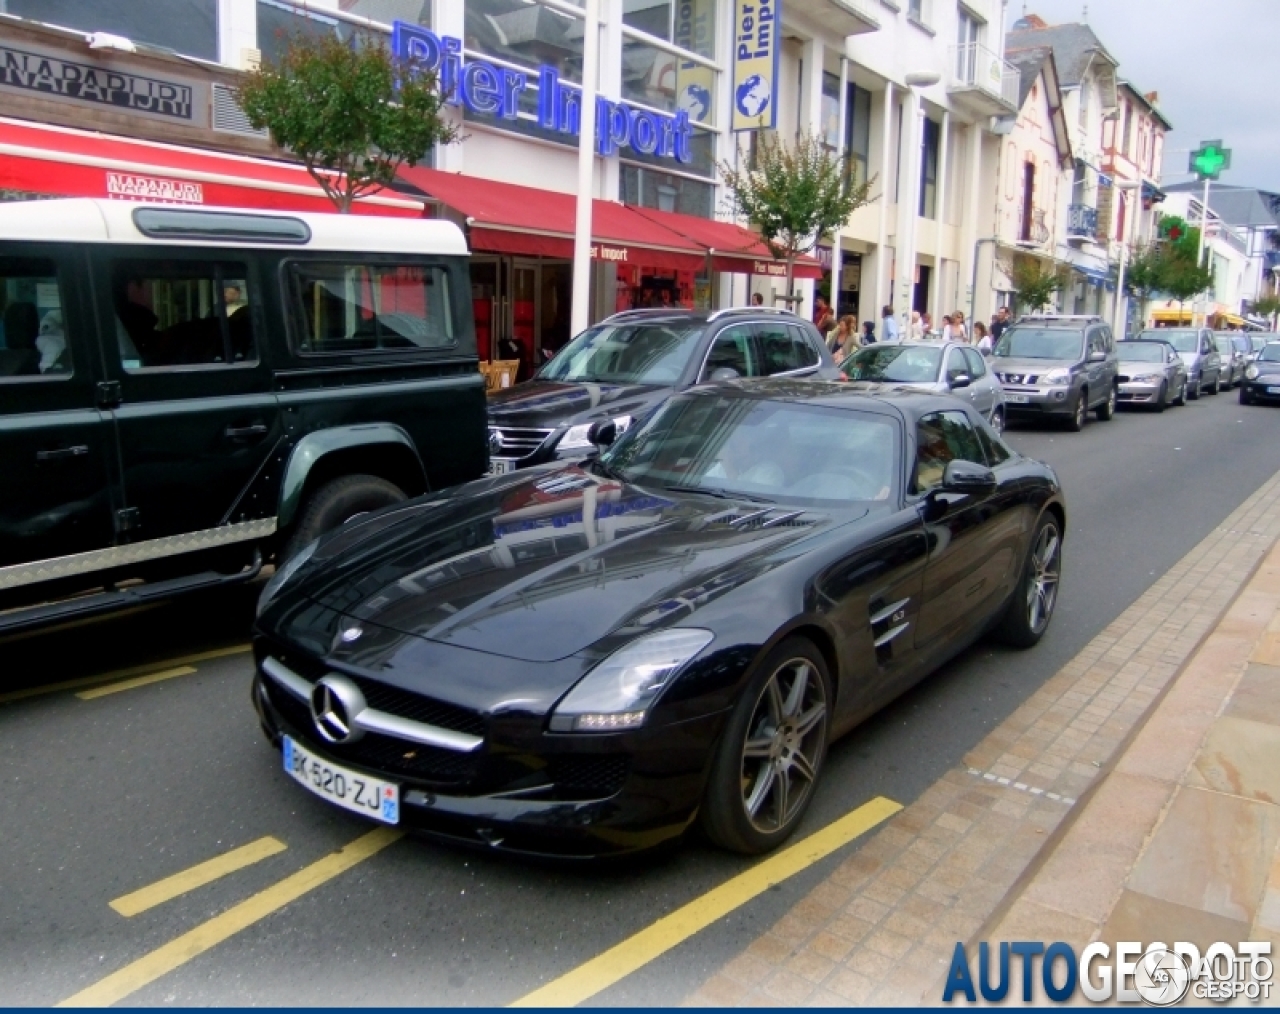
489,426,553,457
347,676,486,737
1117,374,1130,383
549,756,630,798
997,372,1039,385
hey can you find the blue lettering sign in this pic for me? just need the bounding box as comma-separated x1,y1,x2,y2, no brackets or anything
392,21,692,165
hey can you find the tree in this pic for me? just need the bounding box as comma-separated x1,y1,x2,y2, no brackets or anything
1253,294,1280,328
1161,254,1214,318
1123,243,1165,329
718,132,876,300
1010,257,1064,314
237,34,456,212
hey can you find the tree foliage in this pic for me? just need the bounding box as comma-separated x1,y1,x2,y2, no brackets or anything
718,133,876,297
1010,257,1065,314
1253,294,1280,326
237,34,456,212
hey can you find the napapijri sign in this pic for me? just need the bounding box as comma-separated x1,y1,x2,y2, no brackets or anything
0,44,193,120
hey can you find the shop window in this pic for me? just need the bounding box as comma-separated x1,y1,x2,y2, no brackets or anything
291,262,455,354
0,258,70,379
340,0,430,27
110,261,255,370
621,34,716,126
621,166,714,219
5,0,217,61
258,0,382,66
622,0,715,56
465,0,584,84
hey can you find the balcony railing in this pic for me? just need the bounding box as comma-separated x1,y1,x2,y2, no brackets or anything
948,43,1019,111
1067,203,1098,239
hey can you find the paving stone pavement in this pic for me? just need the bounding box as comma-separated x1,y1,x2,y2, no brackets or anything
683,468,1280,1007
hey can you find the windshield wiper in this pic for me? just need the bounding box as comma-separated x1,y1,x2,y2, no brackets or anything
664,484,776,504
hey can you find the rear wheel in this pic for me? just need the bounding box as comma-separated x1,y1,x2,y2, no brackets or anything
1188,377,1201,401
283,474,406,561
701,637,830,855
1065,389,1088,432
1096,385,1117,421
995,514,1062,648
1209,372,1221,395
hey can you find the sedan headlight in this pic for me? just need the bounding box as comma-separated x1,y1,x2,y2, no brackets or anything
1133,373,1166,384
549,628,714,732
558,415,633,451
1041,368,1071,386
1246,365,1260,380
257,539,318,616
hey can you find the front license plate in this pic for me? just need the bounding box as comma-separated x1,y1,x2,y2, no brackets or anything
1005,394,1030,404
283,735,399,825
487,458,516,476
1267,387,1280,395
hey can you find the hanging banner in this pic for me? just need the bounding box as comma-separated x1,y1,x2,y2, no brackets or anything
673,0,716,126
730,0,780,132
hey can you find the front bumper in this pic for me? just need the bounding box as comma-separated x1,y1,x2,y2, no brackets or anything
1242,379,1280,402
998,385,1074,415
252,666,720,857
1117,381,1164,404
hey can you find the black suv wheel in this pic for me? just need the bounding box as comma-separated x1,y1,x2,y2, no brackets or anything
284,474,406,559
1096,385,1117,421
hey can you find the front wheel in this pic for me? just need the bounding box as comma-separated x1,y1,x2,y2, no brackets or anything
995,514,1062,648
1173,379,1187,406
701,638,831,855
1065,390,1088,432
1188,377,1201,401
1096,385,1117,421
989,407,1005,435
283,474,406,561
1154,382,1168,413
1240,387,1253,406
1209,373,1221,395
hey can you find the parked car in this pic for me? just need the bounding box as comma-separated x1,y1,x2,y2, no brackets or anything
484,308,840,473
0,199,485,635
1214,332,1251,387
839,340,1007,431
1116,340,1188,411
253,380,1066,857
990,315,1119,431
1247,332,1280,361
1240,341,1280,405
1135,328,1222,399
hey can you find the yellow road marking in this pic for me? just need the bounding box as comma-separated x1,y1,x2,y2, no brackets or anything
76,667,197,700
58,826,401,1008
109,837,288,918
0,644,251,705
510,795,902,1008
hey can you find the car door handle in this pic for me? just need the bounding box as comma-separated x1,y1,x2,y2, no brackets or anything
36,445,89,462
224,423,268,439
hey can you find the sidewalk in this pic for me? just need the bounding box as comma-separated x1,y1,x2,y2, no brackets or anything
684,470,1280,1007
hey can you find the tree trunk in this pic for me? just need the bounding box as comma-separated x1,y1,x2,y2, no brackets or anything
785,254,796,312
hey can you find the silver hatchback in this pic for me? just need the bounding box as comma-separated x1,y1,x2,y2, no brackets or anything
839,340,1007,430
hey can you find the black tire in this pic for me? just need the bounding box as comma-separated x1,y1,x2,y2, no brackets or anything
1208,372,1221,395
990,407,1005,435
1154,381,1168,413
1240,387,1253,406
995,513,1063,649
1188,378,1201,401
1065,389,1087,432
1173,379,1187,406
1096,385,1117,421
283,474,406,560
701,637,831,855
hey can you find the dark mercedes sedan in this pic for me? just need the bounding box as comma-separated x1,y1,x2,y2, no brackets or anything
253,382,1065,857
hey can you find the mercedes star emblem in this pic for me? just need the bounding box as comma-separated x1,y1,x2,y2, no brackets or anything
309,674,367,744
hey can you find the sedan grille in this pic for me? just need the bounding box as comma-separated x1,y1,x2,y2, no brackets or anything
488,426,553,458
347,676,486,737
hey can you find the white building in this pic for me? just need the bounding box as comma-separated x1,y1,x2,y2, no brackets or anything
1153,190,1253,329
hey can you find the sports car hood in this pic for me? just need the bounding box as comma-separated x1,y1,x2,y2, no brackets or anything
284,467,860,664
486,380,671,431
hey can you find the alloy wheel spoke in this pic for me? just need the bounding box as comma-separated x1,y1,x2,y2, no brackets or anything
789,750,817,785
794,702,826,738
765,676,785,726
782,663,810,718
743,736,773,759
773,763,790,824
744,762,775,818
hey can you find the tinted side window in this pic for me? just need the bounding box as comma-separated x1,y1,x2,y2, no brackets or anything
0,257,70,379
112,260,255,369
291,262,456,354
754,321,816,375
962,347,986,377
976,420,1012,466
914,410,986,493
701,325,758,379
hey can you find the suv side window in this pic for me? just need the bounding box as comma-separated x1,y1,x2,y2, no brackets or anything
914,410,986,494
0,256,70,378
701,324,758,380
962,347,987,378
111,260,255,369
1201,331,1215,355
754,320,818,375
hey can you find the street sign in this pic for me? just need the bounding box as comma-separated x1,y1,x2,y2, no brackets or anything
1189,140,1231,181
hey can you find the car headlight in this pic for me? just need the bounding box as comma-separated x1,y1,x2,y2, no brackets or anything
257,539,318,617
558,414,633,451
1041,368,1071,385
1134,373,1165,384
1246,365,1260,380
548,628,714,732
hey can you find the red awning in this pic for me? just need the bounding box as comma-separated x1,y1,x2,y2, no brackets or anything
397,166,708,272
0,117,422,217
630,205,825,280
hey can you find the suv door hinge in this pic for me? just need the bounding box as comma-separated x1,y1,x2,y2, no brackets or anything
114,507,140,533
96,380,122,409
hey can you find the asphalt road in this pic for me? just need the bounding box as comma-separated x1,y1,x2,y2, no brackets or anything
2,389,1278,1007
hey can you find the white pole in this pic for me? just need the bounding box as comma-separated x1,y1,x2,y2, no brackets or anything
1113,190,1128,337
1195,175,1211,327
570,0,600,336
832,56,848,319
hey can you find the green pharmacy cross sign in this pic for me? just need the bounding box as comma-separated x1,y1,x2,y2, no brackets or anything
1189,140,1231,181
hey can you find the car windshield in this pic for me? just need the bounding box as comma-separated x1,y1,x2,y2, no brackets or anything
1118,343,1164,363
1252,335,1273,351
1215,336,1236,353
602,393,898,503
994,328,1084,360
1260,344,1280,363
536,321,703,385
842,344,942,383
1140,329,1199,352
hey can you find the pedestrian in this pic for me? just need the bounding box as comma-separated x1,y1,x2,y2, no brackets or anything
939,314,957,341
991,305,1011,342
861,320,877,345
751,292,764,306
829,314,857,354
973,321,992,355
881,305,899,342
909,311,924,340
813,296,835,336
952,310,969,342
921,311,934,338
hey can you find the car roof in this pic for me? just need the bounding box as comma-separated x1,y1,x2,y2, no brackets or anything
601,307,811,327
864,339,968,351
0,198,469,255
1119,338,1173,345
684,377,967,423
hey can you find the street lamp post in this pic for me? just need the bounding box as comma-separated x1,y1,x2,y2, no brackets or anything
569,0,600,337
894,72,941,331
1112,181,1141,338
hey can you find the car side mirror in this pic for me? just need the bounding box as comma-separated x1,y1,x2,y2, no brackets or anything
587,420,617,447
940,459,997,494
948,373,971,389
1088,350,1107,363
707,367,740,383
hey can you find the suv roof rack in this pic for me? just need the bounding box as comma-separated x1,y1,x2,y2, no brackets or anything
706,306,803,322
1017,314,1106,324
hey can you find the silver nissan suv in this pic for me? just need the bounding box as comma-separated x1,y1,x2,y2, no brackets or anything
991,315,1120,432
